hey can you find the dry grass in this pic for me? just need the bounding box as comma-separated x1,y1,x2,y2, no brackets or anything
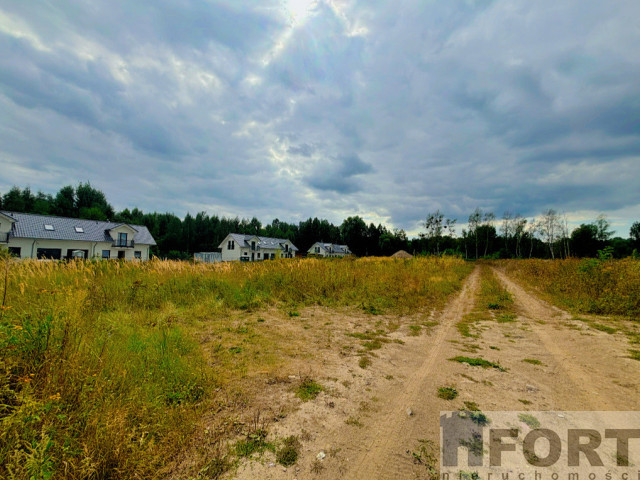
498,258,640,317
0,254,472,479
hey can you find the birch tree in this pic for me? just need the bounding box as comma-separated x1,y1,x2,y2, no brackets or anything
468,208,483,259
538,209,561,259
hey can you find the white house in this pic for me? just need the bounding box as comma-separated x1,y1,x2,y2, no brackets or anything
218,233,298,262
0,211,156,260
307,242,352,258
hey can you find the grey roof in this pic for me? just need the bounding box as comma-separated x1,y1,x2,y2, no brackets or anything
318,243,351,254
222,233,298,251
1,211,156,245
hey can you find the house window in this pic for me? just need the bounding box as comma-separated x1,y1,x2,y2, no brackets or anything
37,248,61,260
118,232,127,246
134,251,142,259
44,224,54,231
257,253,261,258
75,226,84,233
251,241,256,251
228,240,235,250
8,247,20,257
284,244,289,252
270,254,275,260
315,246,320,253
102,250,110,259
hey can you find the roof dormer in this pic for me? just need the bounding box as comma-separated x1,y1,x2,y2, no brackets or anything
107,224,138,241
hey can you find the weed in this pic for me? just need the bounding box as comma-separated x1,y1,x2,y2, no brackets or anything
288,311,300,317
522,358,544,366
518,413,541,429
234,429,274,457
198,454,231,480
362,304,383,315
628,350,640,361
409,325,421,336
296,378,323,401
358,356,372,369
410,439,438,480
489,346,500,350
310,459,325,473
497,313,516,323
518,399,532,405
469,411,490,426
276,436,300,466
449,356,506,371
460,471,481,480
463,401,480,411
591,323,617,334
460,432,483,457
362,339,383,351
345,417,363,427
437,387,459,400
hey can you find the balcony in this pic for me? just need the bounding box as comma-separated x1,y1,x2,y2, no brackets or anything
112,240,135,248
0,232,8,243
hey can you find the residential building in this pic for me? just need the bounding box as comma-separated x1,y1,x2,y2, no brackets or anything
218,233,298,261
307,242,352,257
0,211,156,260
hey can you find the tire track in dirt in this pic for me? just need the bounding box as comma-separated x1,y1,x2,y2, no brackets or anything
341,266,481,480
492,268,622,410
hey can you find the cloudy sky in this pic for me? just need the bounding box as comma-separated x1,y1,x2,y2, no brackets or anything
1,0,639,236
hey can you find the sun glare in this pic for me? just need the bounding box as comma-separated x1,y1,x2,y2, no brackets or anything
283,0,317,25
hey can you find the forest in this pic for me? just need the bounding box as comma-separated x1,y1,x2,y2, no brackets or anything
1,184,638,259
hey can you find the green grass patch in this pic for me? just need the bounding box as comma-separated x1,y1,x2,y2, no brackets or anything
449,356,506,371
518,413,541,429
276,436,301,466
358,356,372,369
295,378,323,401
591,323,617,334
497,313,517,323
468,411,490,426
234,429,274,457
629,350,640,361
522,358,544,366
345,417,363,427
437,387,458,400
463,401,480,411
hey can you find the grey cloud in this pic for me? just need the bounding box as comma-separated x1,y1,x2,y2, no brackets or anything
1,0,639,235
306,155,374,194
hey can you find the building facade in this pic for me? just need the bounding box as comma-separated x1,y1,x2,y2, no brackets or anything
218,233,298,261
0,211,156,260
307,242,352,257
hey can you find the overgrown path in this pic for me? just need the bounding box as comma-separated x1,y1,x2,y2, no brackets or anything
231,265,640,480
341,266,482,480
492,267,639,411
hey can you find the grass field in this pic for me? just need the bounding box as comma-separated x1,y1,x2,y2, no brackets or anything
0,255,472,480
497,258,640,317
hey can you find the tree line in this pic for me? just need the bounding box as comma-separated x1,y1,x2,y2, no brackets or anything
1,185,638,259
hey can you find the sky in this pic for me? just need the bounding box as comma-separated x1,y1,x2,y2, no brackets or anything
1,0,639,237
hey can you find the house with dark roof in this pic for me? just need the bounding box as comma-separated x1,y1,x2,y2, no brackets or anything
218,233,298,262
307,242,352,258
0,211,156,260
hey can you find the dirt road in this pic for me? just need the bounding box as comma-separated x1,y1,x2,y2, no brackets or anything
232,265,640,480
